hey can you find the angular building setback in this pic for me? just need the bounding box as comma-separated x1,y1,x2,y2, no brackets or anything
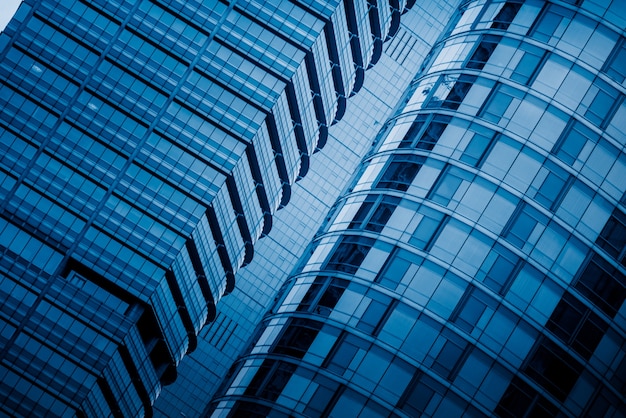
155,2,461,415
0,0,415,416
209,0,626,416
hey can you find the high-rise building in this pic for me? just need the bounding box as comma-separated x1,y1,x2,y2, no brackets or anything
209,0,626,416
0,0,415,416
154,2,460,416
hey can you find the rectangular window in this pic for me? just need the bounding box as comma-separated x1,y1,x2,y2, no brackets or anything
304,376,342,417
476,243,520,295
399,372,446,416
452,286,498,333
412,115,452,151
603,36,626,83
480,83,524,124
578,78,622,128
375,154,425,191
244,360,297,401
511,44,548,85
530,4,574,45
428,165,474,207
425,75,477,110
574,254,626,318
460,130,497,167
349,195,401,232
466,35,502,70
298,276,349,315
356,295,395,336
324,236,375,274
427,330,469,381
523,337,583,401
491,2,523,30
503,202,549,250
409,207,448,251
376,247,422,290
496,376,559,418
552,119,599,166
596,209,626,266
528,160,572,211
399,114,428,148
546,293,608,360
272,318,323,359
324,332,370,376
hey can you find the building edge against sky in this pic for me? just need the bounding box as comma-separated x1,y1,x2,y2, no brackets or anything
209,0,626,416
0,0,418,416
154,2,460,416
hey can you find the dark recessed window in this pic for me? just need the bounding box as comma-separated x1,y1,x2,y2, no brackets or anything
349,194,401,232
376,154,425,191
523,337,583,401
596,209,626,266
298,276,349,315
574,254,626,318
324,236,375,274
425,75,477,110
530,160,572,211
491,2,523,30
272,318,323,359
496,376,559,418
547,293,608,360
466,35,502,70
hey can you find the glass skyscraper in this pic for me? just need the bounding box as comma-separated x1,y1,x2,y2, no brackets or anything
209,0,626,416
155,3,460,416
0,0,416,416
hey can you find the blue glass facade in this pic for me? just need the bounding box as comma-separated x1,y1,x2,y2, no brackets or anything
155,2,460,415
210,1,626,416
0,0,415,416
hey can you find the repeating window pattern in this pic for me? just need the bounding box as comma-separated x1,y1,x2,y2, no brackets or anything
271,318,323,359
206,1,626,417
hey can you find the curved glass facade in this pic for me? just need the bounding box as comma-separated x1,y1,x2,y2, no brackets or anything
0,0,414,416
210,1,626,416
